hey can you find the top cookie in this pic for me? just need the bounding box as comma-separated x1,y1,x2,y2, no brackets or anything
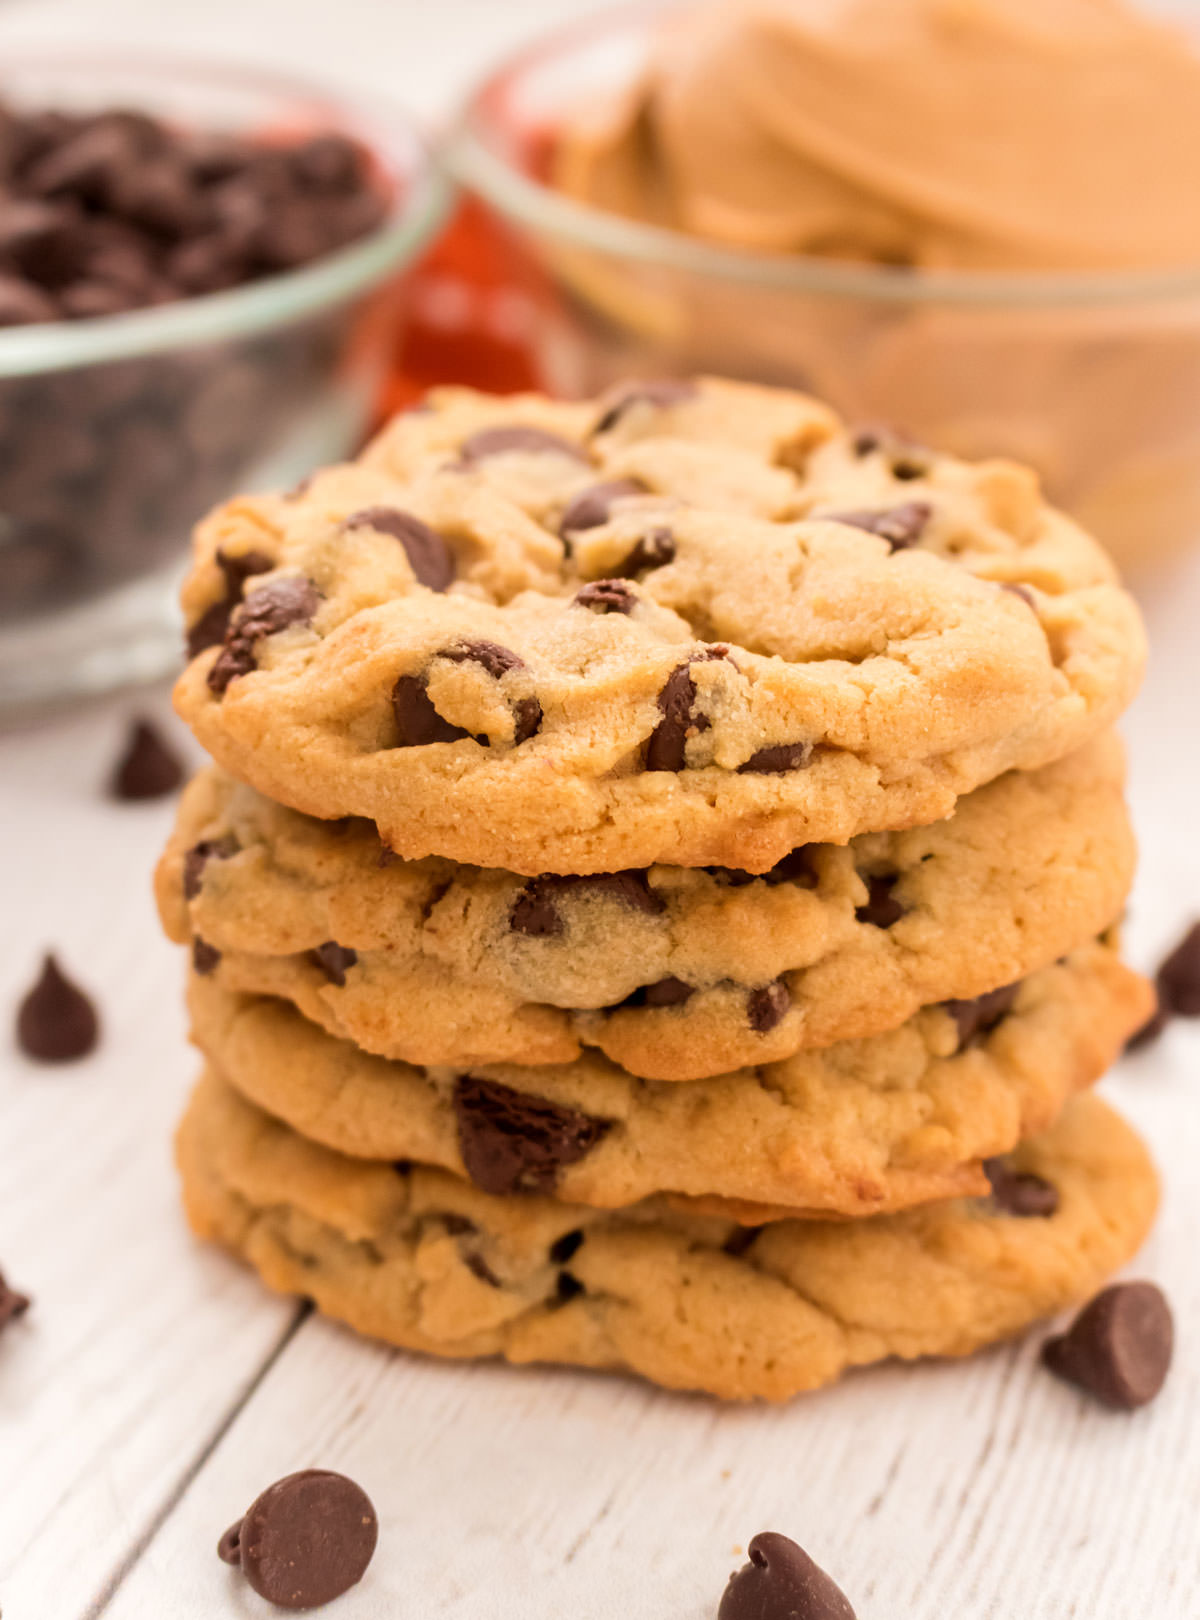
174,378,1144,874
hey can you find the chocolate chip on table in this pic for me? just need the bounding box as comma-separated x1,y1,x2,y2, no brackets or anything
855,873,906,929
646,648,730,772
822,502,932,550
559,478,646,536
983,1158,1060,1217
748,981,790,1033
108,717,183,800
510,870,663,937
1043,1282,1173,1410
16,954,99,1062
207,577,322,695
943,982,1020,1048
573,579,637,615
453,1075,609,1196
310,942,357,986
719,1532,857,1620
614,527,676,578
217,1469,378,1611
342,507,455,592
737,741,812,775
0,1269,32,1334
592,378,698,436
457,424,587,464
186,549,275,658
192,938,221,976
183,835,239,900
1156,921,1200,1017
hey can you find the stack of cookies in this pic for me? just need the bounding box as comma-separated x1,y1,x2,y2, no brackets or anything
159,377,1159,1401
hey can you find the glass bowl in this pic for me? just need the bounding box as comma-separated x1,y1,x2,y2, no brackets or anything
0,50,449,713
447,2,1200,575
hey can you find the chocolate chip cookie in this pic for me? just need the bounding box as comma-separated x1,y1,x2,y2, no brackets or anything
172,377,1144,875
185,941,1151,1220
157,736,1135,1079
176,1073,1159,1402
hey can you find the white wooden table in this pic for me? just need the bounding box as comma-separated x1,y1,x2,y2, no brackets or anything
2,4,1200,1616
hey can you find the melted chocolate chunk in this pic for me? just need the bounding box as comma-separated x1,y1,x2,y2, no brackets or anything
458,424,587,464
619,977,695,1010
441,641,542,744
719,1532,857,1620
855,873,906,929
821,502,932,551
342,506,455,591
510,870,664,938
192,937,220,976
392,675,474,747
614,527,675,577
646,648,729,772
983,1158,1060,1218
182,834,239,900
310,941,357,986
1043,1282,1173,1410
748,981,790,1033
592,378,698,436
186,548,274,658
573,579,636,615
207,576,321,695
559,478,646,535
109,717,184,800
737,741,813,775
217,1470,378,1610
943,982,1020,1048
453,1075,609,1196
16,953,99,1062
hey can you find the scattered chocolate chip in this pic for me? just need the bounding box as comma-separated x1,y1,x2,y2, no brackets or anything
392,675,474,747
207,577,321,695
646,648,729,772
216,1470,378,1611
592,378,698,436
614,527,675,577
855,873,906,929
1156,922,1200,1017
943,982,1020,1048
1125,998,1170,1053
510,870,664,938
573,579,636,615
458,424,587,464
192,938,220,976
554,1271,585,1304
1043,1282,1173,1410
16,953,99,1062
439,641,542,744
186,549,275,658
748,981,790,1033
0,1270,31,1333
983,1159,1060,1217
737,741,813,775
619,976,695,1010
559,478,646,536
549,1230,584,1265
718,1532,857,1620
182,834,239,900
453,1075,609,1195
821,502,931,551
108,717,183,800
311,942,357,986
342,506,455,592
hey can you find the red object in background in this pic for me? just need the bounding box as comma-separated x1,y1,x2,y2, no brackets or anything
385,195,550,412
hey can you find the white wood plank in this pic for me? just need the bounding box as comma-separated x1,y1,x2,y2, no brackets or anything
0,695,299,1620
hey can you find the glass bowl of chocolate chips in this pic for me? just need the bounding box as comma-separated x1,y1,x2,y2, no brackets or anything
0,51,448,711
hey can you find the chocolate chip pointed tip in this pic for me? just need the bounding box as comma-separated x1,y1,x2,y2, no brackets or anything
109,717,184,800
1043,1281,1173,1410
16,953,99,1062
218,1469,378,1610
0,1269,32,1333
719,1532,857,1620
1156,921,1200,1017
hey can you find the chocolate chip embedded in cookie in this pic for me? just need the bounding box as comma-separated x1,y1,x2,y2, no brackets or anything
208,576,321,695
453,1075,609,1196
342,506,455,591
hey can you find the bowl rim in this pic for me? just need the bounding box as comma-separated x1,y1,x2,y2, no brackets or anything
0,46,453,377
447,0,1200,310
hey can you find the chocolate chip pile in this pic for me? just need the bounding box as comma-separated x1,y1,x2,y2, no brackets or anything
156,374,1169,1422
0,101,390,621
